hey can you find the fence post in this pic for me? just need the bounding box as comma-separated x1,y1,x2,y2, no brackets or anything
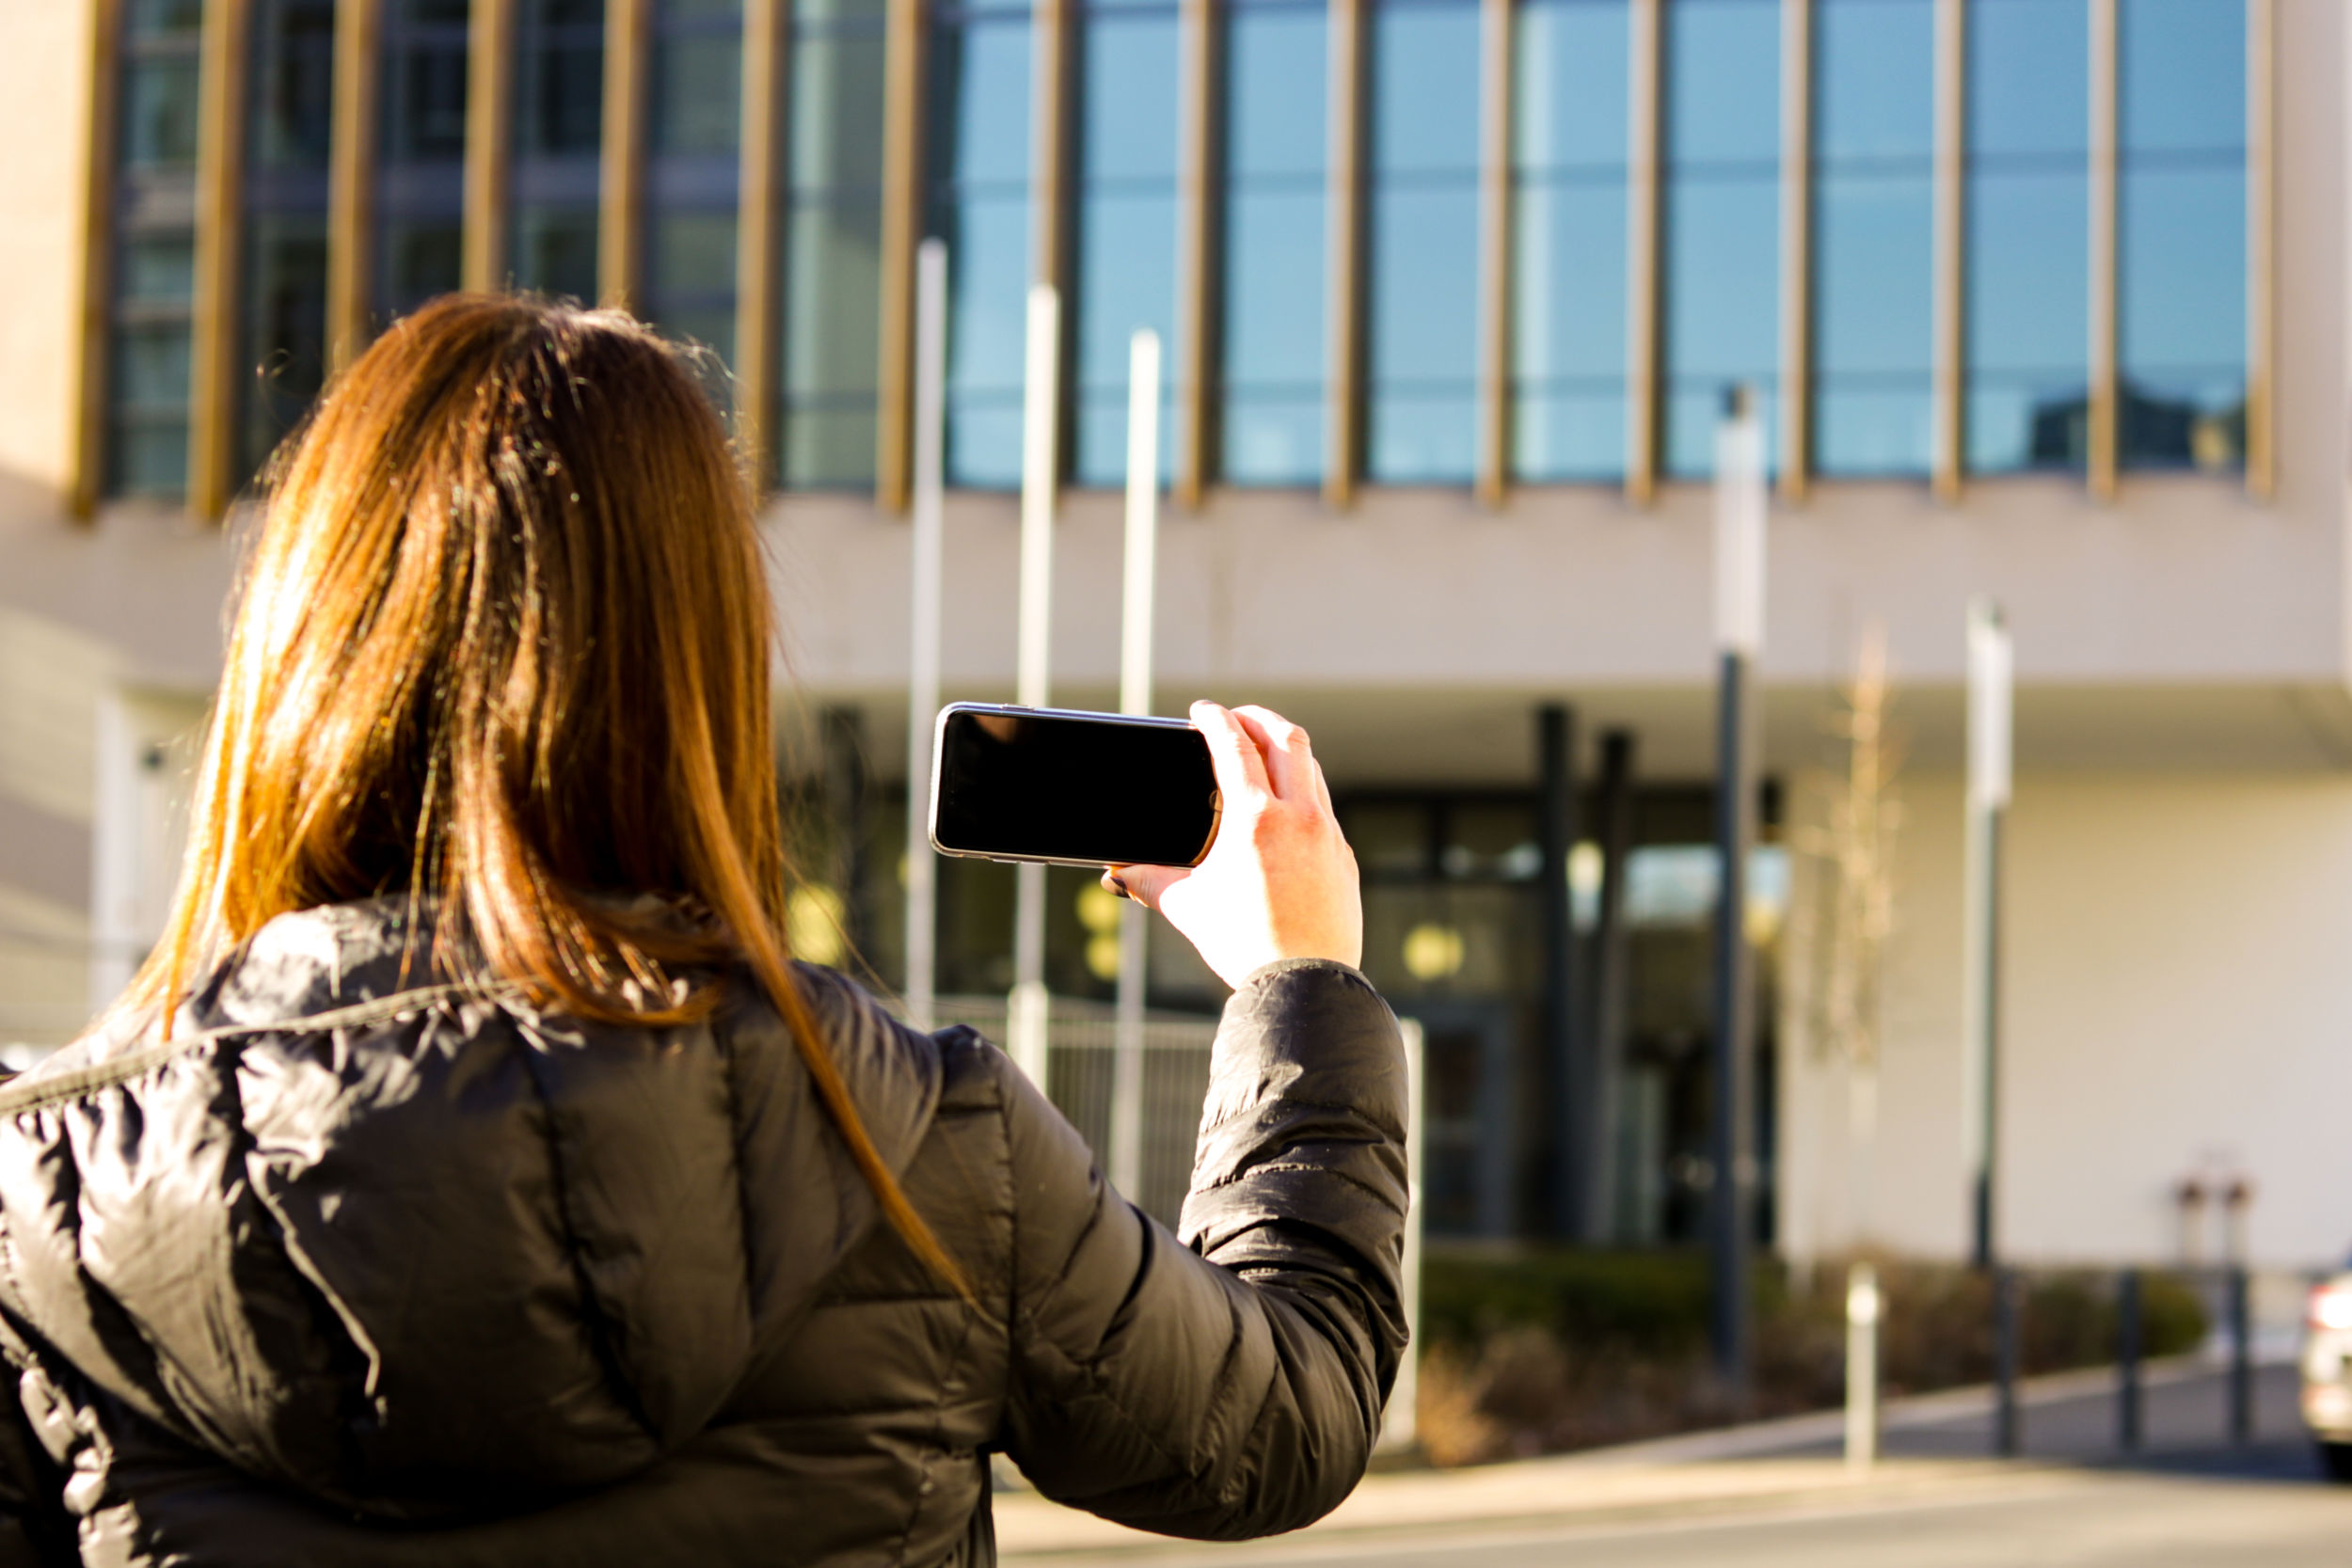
1845,1260,1881,1470
2117,1268,2143,1452
2229,1265,2253,1444
1994,1267,2021,1456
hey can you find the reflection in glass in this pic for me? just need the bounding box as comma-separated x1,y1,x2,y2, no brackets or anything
928,4,1030,487
1366,0,1478,483
105,0,207,498
1511,0,1627,483
1073,7,1180,486
375,0,467,325
1661,0,1778,478
1965,0,2088,472
1811,0,1931,476
644,0,743,388
513,0,604,301
1220,0,1324,486
782,15,886,486
2119,0,2245,470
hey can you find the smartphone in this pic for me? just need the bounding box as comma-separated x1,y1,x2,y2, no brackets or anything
929,703,1222,868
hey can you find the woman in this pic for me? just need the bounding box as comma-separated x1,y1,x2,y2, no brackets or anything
0,296,1406,1565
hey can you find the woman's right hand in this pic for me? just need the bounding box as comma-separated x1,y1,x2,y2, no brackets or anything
1107,703,1363,990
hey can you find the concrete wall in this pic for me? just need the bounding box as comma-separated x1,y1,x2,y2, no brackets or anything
1782,770,2352,1273
0,0,94,502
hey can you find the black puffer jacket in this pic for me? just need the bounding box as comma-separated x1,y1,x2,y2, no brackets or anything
0,900,1408,1565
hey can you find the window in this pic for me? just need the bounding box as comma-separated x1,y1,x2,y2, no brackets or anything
105,0,207,499
1964,0,2088,472
1810,0,1931,477
512,0,603,302
1219,0,1325,486
1365,0,1479,483
1073,0,1180,487
1661,0,1779,480
239,0,334,479
779,0,886,486
2119,0,2245,471
643,0,742,377
1511,0,1627,483
376,0,469,325
926,0,1029,488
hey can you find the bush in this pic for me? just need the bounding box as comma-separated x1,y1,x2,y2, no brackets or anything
1411,1248,2209,1466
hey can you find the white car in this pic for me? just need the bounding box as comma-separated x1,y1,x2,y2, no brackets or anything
2303,1272,2352,1479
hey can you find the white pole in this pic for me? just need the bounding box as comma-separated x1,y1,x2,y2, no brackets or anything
1379,1018,1427,1454
1845,1260,1881,1469
1008,285,1060,1085
1108,329,1161,1198
1962,597,2012,1268
903,239,947,1031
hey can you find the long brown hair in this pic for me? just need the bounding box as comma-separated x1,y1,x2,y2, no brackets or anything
120,293,960,1291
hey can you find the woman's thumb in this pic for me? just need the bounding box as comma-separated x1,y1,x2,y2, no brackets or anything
1105,863,1188,912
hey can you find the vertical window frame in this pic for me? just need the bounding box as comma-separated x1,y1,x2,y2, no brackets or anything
192,0,257,518
464,0,520,291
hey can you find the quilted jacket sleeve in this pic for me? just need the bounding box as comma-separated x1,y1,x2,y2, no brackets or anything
998,958,1408,1539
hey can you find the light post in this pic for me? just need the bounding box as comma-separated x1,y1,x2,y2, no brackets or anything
902,238,947,1031
1710,385,1766,1399
1008,285,1061,1085
1108,328,1161,1199
1962,597,2011,1270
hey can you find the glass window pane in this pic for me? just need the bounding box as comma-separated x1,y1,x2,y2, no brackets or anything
119,236,196,305
1661,0,1778,478
1812,0,1931,478
1366,0,1478,483
514,0,604,297
2118,0,2244,472
239,219,329,475
1965,0,2088,474
1221,1,1324,487
930,10,1031,488
375,0,466,324
109,419,191,497
249,0,336,167
1074,10,1179,486
1511,0,1627,483
783,21,885,488
644,0,741,375
121,56,203,170
129,0,206,35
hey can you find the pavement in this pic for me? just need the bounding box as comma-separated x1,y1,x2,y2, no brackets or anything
994,1359,2349,1565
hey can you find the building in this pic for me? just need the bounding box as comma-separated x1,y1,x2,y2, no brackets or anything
0,0,2338,1274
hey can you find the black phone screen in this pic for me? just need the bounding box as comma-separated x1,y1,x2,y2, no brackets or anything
931,706,1221,867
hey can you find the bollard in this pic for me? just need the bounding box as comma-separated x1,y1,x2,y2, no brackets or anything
1846,1261,1881,1471
1994,1267,2021,1457
2118,1269,2143,1451
2228,1266,2253,1444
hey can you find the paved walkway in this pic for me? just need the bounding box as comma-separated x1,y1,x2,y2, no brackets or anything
993,1359,2316,1561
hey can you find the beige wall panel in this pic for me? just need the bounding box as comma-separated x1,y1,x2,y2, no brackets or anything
0,0,101,500
1783,770,2352,1271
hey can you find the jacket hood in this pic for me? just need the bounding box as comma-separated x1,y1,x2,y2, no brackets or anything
0,899,942,1520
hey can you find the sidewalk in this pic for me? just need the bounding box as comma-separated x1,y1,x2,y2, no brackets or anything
993,1355,2302,1560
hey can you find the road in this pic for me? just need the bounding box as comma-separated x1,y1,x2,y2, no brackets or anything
1003,1366,2352,1567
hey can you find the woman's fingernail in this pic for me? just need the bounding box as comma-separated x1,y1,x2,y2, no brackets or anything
1105,872,1132,901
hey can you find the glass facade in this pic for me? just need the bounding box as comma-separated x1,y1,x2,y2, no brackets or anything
106,0,207,499
1073,1,1181,487
926,0,1030,488
512,0,604,302
1661,0,1779,479
1965,0,2088,472
1218,0,1325,486
2119,0,2246,470
94,0,2265,509
1364,0,1479,483
1810,0,1931,476
375,0,469,325
780,0,886,486
240,0,334,479
1510,0,1627,483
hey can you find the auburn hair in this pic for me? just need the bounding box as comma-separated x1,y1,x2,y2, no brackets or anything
119,293,961,1292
